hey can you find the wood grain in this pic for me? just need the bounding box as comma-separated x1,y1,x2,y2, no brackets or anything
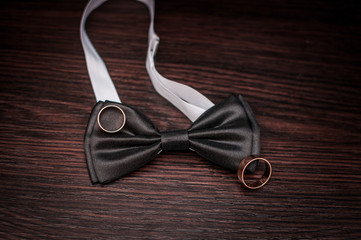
1,0,360,239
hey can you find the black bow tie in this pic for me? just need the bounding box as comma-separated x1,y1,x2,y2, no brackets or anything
84,94,261,184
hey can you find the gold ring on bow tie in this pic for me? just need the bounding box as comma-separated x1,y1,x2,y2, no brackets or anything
237,156,272,189
97,105,126,133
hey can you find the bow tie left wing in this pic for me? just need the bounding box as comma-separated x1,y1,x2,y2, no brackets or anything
84,101,161,184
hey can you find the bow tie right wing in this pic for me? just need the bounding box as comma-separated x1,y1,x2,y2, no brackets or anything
188,94,261,172
84,101,161,184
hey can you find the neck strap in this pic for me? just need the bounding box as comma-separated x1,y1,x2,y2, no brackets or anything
80,0,214,121
80,0,120,103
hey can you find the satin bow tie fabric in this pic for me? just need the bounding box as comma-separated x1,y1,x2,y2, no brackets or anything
84,94,260,184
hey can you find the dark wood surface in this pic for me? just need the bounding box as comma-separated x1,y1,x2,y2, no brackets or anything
1,0,360,239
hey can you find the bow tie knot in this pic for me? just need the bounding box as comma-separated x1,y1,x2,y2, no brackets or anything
161,129,189,151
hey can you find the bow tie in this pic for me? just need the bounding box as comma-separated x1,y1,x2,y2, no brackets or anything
84,94,263,185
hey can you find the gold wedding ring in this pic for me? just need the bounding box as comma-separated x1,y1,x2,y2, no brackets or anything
237,155,272,189
97,105,126,133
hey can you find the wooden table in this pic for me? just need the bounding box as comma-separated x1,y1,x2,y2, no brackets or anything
1,0,360,239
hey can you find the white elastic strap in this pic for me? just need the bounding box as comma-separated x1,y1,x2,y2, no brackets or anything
81,0,214,121
139,0,214,122
80,0,121,103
